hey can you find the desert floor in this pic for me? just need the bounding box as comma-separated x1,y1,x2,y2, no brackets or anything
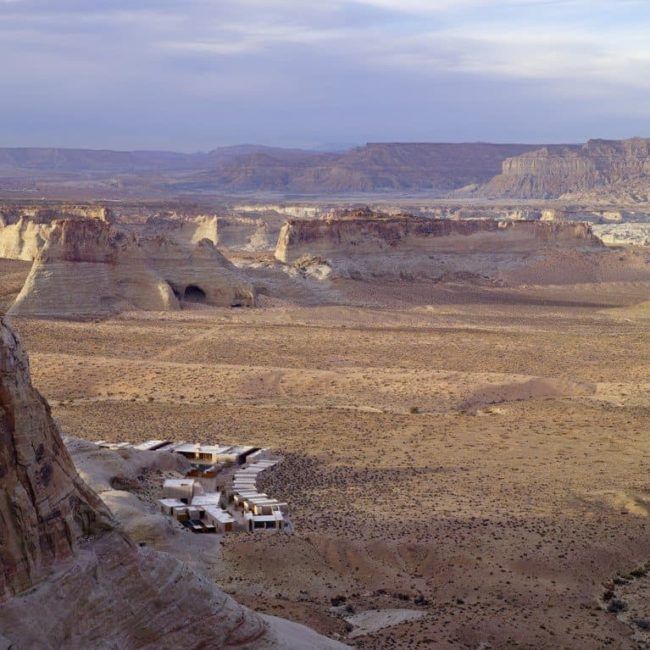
9,279,650,649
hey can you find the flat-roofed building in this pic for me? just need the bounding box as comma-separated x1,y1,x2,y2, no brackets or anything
191,492,222,508
163,478,199,503
233,492,268,507
134,440,171,451
248,501,289,516
159,498,186,516
203,506,235,533
96,441,133,450
173,443,233,465
245,511,284,531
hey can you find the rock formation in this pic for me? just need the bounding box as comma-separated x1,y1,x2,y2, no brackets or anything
0,204,113,261
142,235,255,306
480,138,650,200
145,214,281,252
0,216,52,261
9,219,255,318
273,211,650,285
0,317,346,648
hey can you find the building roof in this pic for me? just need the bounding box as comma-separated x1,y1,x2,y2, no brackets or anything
134,439,170,451
163,478,195,488
245,512,284,522
159,498,187,508
203,506,235,523
174,443,233,455
191,493,222,507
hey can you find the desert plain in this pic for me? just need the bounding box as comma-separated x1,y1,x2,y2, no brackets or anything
6,262,650,648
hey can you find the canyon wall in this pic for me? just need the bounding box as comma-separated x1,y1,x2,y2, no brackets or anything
481,138,650,200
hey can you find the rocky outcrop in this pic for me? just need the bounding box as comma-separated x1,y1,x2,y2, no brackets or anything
9,219,255,318
145,214,281,252
142,235,256,306
0,216,53,261
0,205,113,261
0,318,346,649
481,138,650,200
272,212,650,285
0,320,113,599
276,214,603,263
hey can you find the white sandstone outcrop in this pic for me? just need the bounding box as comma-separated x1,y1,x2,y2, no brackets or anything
145,214,281,252
9,219,255,318
274,210,650,285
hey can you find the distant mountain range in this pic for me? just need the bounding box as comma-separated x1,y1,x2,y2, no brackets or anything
1,139,649,201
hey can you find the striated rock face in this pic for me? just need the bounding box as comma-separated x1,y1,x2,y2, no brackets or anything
0,205,113,262
9,219,255,318
272,212,650,285
145,214,281,252
0,320,113,599
9,220,177,317
0,318,347,649
0,217,53,261
481,138,650,199
276,215,603,263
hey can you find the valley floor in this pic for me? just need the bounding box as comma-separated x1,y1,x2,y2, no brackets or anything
10,281,650,648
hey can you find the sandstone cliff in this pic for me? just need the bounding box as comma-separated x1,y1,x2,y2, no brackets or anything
0,217,53,261
0,318,346,649
276,215,603,263
0,321,113,600
0,205,113,261
9,219,255,318
145,214,281,252
272,212,650,285
480,138,650,200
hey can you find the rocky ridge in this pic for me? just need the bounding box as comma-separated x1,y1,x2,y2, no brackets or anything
480,138,650,201
274,210,650,284
0,143,542,196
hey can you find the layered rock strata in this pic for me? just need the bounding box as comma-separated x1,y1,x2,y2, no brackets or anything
481,138,650,200
145,214,280,251
9,219,255,318
273,213,647,285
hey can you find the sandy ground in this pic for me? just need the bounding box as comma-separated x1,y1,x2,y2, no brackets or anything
7,280,650,648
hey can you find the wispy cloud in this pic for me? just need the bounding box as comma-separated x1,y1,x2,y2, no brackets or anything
0,0,649,148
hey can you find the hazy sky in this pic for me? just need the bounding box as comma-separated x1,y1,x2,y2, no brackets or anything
2,0,650,151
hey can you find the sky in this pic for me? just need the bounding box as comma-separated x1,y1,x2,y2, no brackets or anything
1,0,650,151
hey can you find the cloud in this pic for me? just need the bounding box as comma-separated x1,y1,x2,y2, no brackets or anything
0,0,649,148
